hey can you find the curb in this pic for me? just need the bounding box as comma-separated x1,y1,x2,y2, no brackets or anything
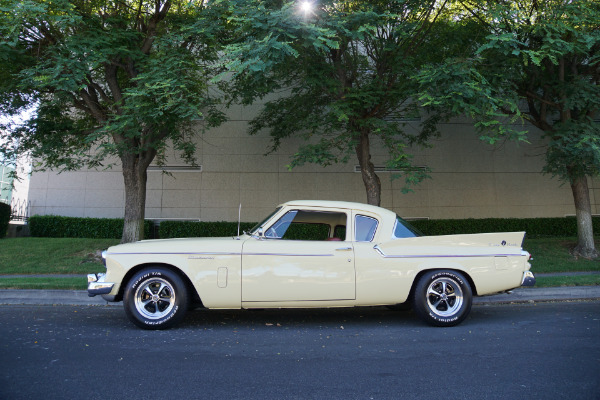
0,289,118,306
473,286,600,304
1,287,599,307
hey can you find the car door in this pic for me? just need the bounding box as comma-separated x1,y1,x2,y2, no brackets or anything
241,209,355,302
351,211,404,304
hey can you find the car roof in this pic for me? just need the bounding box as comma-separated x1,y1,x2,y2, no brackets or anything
280,200,396,219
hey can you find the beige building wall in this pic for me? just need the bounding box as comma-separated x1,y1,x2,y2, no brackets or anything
26,105,598,222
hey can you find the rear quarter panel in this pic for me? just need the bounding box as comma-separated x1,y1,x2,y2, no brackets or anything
367,232,530,298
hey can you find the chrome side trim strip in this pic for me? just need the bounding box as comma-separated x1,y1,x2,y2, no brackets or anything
108,252,333,257
108,251,333,257
243,253,334,257
373,245,386,257
373,245,522,259
377,254,523,258
107,252,241,256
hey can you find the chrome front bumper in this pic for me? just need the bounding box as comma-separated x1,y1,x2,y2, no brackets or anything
521,271,536,287
87,273,114,297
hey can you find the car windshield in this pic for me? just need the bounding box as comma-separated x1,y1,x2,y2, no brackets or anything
248,207,282,235
393,216,423,238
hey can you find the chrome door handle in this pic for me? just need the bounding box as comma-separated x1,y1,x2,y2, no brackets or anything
336,247,353,251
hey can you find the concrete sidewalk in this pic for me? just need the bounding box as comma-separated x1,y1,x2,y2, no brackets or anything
0,286,599,307
472,286,600,304
0,289,117,306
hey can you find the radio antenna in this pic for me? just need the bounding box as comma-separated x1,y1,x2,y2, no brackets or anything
237,203,242,239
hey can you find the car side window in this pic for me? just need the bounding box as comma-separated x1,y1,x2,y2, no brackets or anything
393,216,421,238
333,225,346,240
265,210,347,240
355,215,378,242
265,210,297,238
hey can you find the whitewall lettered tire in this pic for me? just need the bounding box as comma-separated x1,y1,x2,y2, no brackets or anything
413,270,472,327
124,267,189,330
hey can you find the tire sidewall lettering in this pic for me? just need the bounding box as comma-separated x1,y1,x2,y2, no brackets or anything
430,272,463,285
413,269,472,327
124,268,188,329
131,271,163,290
428,312,460,323
143,305,179,326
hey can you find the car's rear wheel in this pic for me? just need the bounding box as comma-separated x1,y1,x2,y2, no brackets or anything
413,270,472,327
124,267,189,330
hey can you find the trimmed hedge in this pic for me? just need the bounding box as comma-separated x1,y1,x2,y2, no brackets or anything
29,215,153,239
282,223,330,240
0,202,10,239
159,216,600,239
159,221,340,240
158,220,256,239
410,217,600,238
25,214,600,240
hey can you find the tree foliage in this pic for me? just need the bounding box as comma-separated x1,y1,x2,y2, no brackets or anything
222,0,458,206
473,0,599,181
0,0,226,242
418,0,600,258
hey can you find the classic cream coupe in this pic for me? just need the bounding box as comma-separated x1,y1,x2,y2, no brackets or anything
88,200,535,329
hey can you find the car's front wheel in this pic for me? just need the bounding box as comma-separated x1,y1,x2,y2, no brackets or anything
413,270,472,327
123,267,189,330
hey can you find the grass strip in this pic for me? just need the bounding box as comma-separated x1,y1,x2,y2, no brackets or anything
0,277,86,290
524,237,600,274
533,275,600,288
0,237,119,274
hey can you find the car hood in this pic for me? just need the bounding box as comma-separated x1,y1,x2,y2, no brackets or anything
106,236,248,255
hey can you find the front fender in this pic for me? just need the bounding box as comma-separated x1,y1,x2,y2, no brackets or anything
103,237,246,308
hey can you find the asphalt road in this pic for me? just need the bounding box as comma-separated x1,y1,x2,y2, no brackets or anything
1,302,599,400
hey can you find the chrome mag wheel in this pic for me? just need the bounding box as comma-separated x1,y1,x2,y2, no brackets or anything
134,277,176,320
426,276,464,318
413,270,472,327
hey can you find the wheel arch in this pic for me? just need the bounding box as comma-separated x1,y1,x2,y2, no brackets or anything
116,263,203,307
408,268,478,300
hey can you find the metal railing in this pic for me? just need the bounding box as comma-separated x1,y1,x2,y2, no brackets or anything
2,197,30,222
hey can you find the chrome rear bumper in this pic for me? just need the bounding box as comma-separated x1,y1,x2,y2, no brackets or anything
521,271,536,287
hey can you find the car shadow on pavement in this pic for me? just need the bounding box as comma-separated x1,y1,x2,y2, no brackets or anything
179,306,422,330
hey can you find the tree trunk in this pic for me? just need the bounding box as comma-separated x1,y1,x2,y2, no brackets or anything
120,154,150,244
355,131,381,206
568,170,599,259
